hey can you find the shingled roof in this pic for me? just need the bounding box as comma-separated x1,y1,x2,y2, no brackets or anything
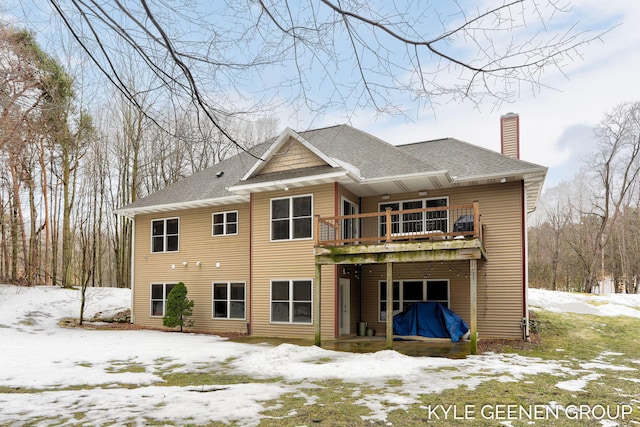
116,124,546,217
397,137,545,180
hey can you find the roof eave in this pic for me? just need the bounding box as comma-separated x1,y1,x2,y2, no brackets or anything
228,170,353,194
114,194,249,219
361,170,449,184
451,167,547,184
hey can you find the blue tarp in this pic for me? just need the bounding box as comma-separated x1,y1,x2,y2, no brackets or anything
392,302,469,342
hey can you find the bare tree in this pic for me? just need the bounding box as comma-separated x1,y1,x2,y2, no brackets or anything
533,102,640,293
40,0,605,145
534,182,573,290
582,102,640,292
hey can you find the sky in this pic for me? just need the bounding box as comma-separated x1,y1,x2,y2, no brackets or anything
344,0,640,189
1,284,639,426
2,1,639,191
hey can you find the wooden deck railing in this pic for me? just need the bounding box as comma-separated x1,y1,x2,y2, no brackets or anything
315,201,482,247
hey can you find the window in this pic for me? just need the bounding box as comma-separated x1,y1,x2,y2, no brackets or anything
150,283,176,317
271,195,312,240
271,280,312,324
151,218,179,253
212,211,238,236
379,198,448,236
213,282,246,319
379,279,449,321
342,198,359,240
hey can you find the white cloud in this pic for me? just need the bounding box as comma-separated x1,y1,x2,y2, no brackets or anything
311,2,640,190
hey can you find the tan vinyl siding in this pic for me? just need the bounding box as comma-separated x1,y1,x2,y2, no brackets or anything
259,137,328,175
501,114,519,159
132,203,250,333
337,185,361,335
359,262,473,335
251,184,336,338
359,182,524,339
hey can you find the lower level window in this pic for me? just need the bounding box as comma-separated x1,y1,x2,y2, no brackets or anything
379,279,449,321
271,280,312,324
213,282,246,319
150,283,176,317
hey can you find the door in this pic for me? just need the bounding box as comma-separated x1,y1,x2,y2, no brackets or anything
339,278,351,335
342,198,359,241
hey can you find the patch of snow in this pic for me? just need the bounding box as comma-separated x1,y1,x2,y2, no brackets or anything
529,289,640,318
580,362,636,372
1,284,639,426
556,373,602,392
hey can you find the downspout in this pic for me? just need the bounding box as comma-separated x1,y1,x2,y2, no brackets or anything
522,182,530,341
249,193,253,335
358,196,363,326
129,216,135,324
334,182,339,338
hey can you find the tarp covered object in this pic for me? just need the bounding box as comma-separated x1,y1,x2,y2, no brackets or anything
392,302,469,342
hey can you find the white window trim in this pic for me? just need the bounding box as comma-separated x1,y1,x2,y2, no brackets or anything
270,194,314,242
378,279,450,322
378,197,449,237
149,282,177,317
150,217,180,253
269,279,313,324
212,281,247,320
212,210,239,236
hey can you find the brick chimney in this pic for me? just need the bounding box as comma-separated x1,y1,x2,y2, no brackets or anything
500,113,520,159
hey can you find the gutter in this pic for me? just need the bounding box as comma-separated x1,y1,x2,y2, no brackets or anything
228,170,352,194
358,170,449,184
130,219,135,324
114,194,249,218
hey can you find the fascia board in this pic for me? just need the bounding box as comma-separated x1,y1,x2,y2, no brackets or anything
228,170,352,193
360,170,449,183
114,195,248,219
451,167,547,184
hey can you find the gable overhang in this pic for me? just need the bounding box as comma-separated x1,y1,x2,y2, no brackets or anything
228,170,356,195
341,170,453,197
452,167,547,213
240,127,340,181
114,194,249,219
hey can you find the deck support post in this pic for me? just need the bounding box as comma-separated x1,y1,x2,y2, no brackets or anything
314,263,322,346
470,259,478,355
386,262,393,349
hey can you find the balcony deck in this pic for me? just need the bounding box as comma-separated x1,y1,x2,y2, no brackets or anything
313,202,486,264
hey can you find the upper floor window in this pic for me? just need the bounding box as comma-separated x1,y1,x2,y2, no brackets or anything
271,195,312,241
212,211,238,236
342,197,359,240
379,197,448,236
151,218,179,253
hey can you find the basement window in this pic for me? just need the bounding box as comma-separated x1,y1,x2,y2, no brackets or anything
270,280,312,324
379,279,449,321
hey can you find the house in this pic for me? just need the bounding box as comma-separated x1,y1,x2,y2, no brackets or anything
115,113,546,354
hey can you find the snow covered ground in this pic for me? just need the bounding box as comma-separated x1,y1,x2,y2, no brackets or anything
0,285,639,426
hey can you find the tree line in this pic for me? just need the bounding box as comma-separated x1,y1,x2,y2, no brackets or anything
529,102,640,294
0,25,276,288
